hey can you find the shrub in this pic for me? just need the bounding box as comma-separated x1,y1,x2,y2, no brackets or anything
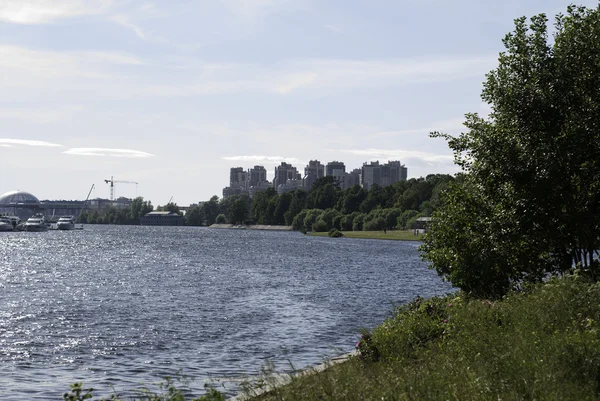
312,219,330,232
215,214,227,224
328,228,344,238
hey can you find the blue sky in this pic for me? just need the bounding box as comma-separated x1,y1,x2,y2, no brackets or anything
1,0,596,205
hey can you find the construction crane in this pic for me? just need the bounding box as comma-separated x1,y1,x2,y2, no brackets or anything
104,176,138,201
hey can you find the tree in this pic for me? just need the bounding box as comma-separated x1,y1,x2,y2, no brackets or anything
203,195,220,226
422,7,600,298
229,197,249,225
185,204,205,226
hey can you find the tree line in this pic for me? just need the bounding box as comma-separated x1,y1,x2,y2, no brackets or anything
184,174,453,231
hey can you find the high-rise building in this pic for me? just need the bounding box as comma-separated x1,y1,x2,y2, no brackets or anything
344,168,361,189
361,160,407,189
326,161,346,186
273,162,301,188
303,160,325,190
249,165,267,187
229,167,248,188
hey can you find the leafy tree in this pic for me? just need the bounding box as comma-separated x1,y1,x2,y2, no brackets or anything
229,197,249,224
284,189,308,225
185,204,205,226
215,213,226,224
422,6,600,298
203,195,220,226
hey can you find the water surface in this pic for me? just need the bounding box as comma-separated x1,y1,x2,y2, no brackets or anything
0,226,452,399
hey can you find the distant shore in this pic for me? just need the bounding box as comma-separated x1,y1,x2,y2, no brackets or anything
209,224,294,231
310,230,423,241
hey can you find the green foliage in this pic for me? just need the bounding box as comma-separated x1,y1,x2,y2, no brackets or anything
327,228,344,238
258,276,600,401
215,214,226,224
423,6,600,298
228,195,250,225
157,202,180,214
351,213,364,231
64,383,93,401
185,204,205,226
78,197,154,225
64,376,225,401
203,196,220,226
302,209,323,232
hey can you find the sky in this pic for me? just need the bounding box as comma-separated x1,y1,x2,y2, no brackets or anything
1,0,597,205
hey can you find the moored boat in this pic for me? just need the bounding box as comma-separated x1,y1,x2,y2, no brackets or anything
56,216,75,230
0,218,13,231
25,214,48,232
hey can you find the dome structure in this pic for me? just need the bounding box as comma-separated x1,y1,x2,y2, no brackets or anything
0,190,41,206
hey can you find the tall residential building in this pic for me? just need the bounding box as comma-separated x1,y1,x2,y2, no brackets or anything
326,161,346,186
229,167,248,188
344,168,361,189
273,162,301,188
303,160,325,190
249,165,267,187
361,160,407,189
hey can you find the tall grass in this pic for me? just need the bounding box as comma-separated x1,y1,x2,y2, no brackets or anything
253,275,600,400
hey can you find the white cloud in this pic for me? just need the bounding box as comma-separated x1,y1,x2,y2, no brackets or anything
110,14,146,40
0,144,12,148
274,72,318,94
338,148,454,164
0,138,62,147
139,55,496,97
63,148,155,158
222,155,303,165
0,0,112,24
324,24,342,34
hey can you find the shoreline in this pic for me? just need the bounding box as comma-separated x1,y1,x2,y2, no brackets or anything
209,224,294,231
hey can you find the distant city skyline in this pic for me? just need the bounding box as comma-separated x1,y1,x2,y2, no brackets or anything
2,0,595,205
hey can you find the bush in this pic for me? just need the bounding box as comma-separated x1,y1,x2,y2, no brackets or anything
328,228,344,238
352,213,365,231
215,214,227,224
312,219,330,232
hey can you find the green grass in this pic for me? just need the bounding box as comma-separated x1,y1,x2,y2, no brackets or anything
246,275,600,401
310,230,423,241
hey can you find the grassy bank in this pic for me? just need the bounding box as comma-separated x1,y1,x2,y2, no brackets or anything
310,230,423,241
243,275,600,401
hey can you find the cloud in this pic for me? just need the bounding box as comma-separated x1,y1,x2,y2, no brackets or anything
0,144,12,148
139,55,496,97
63,148,155,158
338,148,454,164
222,155,304,165
274,72,318,94
324,24,342,34
0,138,62,147
110,14,146,40
0,0,112,24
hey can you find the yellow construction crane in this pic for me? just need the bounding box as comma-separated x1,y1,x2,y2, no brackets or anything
104,176,138,201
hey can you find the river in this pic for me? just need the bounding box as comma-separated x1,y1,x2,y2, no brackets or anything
0,225,452,399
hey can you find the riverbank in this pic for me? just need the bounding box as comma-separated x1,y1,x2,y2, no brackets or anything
235,275,600,400
311,230,423,241
209,224,293,231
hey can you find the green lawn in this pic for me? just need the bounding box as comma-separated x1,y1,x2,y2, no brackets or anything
311,230,423,241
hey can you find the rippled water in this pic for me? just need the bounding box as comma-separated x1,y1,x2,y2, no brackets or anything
0,226,452,399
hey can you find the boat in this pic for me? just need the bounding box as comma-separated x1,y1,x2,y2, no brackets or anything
0,215,22,231
0,218,13,232
24,214,48,232
56,216,75,230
